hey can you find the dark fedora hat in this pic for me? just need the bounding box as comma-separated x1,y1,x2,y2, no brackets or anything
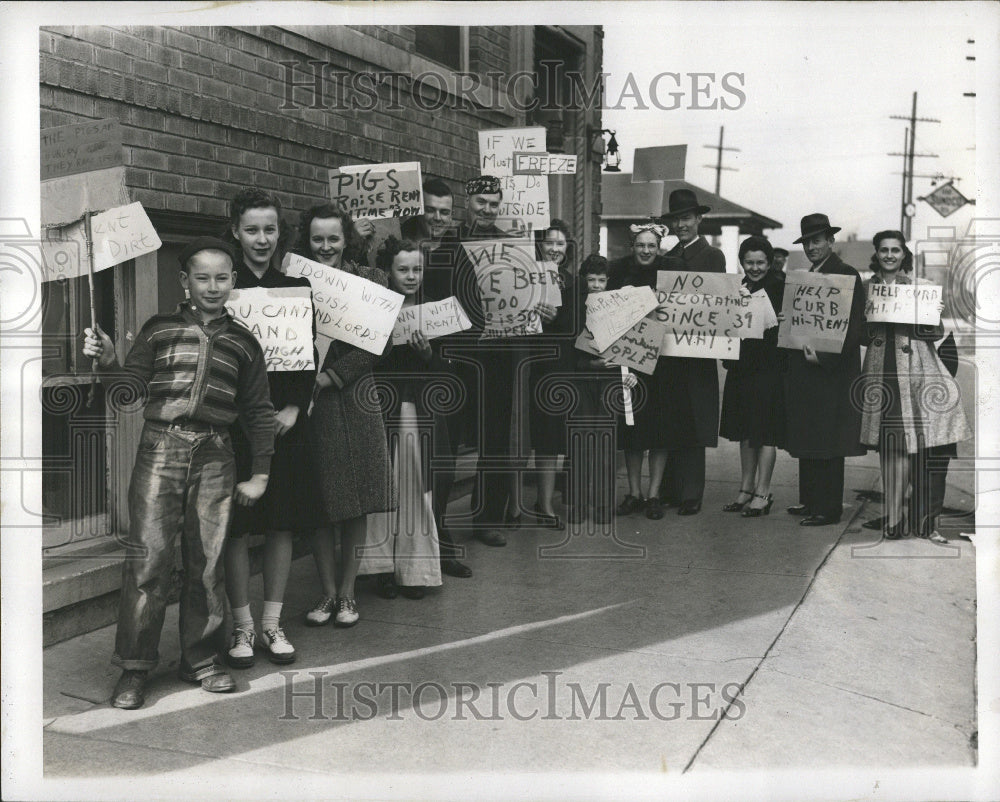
658,188,711,220
792,213,841,244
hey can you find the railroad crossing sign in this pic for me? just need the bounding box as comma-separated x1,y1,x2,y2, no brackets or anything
920,181,973,218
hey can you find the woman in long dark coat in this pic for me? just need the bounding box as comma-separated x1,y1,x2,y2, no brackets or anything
720,236,786,516
606,223,670,519
299,205,395,628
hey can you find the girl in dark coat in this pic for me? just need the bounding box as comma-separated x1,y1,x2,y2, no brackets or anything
299,205,395,628
529,220,578,527
720,236,786,516
223,188,323,667
606,223,671,519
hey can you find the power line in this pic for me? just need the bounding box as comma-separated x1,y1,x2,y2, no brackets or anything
887,91,940,239
702,125,739,196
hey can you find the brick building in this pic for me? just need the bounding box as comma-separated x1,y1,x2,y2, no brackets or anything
39,25,605,642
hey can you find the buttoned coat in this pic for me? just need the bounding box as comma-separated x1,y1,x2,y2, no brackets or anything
858,273,971,452
782,252,867,459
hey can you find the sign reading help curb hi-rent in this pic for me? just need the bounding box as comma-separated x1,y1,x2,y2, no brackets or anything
652,271,743,358
328,162,423,219
864,282,942,326
226,287,315,372
777,270,856,353
286,254,404,359
392,297,473,345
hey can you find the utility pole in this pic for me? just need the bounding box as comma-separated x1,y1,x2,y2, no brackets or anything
888,92,940,240
964,39,976,98
702,125,739,196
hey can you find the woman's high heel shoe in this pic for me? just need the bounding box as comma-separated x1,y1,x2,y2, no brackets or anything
883,518,907,540
723,488,754,512
742,493,774,518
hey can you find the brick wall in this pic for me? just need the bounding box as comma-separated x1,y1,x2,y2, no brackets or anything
40,25,522,226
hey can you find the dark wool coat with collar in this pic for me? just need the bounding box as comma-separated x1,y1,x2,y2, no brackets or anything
782,252,867,459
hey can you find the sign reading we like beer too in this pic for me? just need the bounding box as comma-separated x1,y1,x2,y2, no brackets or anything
652,271,745,358
865,282,942,326
226,287,315,372
328,162,423,219
461,240,561,339
777,271,856,353
286,253,404,362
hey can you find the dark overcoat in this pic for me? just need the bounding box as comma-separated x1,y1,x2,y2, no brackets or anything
782,253,867,459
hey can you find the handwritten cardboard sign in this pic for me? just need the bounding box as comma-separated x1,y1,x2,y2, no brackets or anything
286,253,404,359
391,296,473,345
40,118,123,181
478,127,550,229
738,289,779,339
328,162,423,219
585,286,660,352
651,271,743,358
89,202,162,271
226,287,315,372
513,152,578,175
777,271,857,353
576,316,667,375
864,282,942,326
461,239,558,338
41,165,130,228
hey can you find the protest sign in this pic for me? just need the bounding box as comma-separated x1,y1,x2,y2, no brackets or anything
631,145,688,182
286,253,404,361
461,239,559,338
575,316,666,375
728,289,779,340
41,118,123,181
392,296,473,345
90,202,162,271
226,287,315,372
512,153,578,175
585,286,660,352
864,282,942,326
478,127,551,229
328,162,423,219
652,271,743,358
777,270,857,353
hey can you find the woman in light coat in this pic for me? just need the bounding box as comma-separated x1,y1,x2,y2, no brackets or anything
858,230,972,539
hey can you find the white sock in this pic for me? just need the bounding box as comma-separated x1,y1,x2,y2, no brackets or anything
261,601,282,632
232,604,254,632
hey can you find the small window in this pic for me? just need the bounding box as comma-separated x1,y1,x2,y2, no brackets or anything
414,26,463,71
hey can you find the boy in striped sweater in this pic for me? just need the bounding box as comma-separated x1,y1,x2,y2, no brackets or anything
83,236,274,710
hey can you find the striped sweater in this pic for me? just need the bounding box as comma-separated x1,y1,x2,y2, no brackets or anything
103,303,275,474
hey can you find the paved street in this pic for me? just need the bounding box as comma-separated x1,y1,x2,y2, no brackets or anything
42,438,979,786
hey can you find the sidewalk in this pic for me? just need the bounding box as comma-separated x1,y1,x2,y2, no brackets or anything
41,438,978,783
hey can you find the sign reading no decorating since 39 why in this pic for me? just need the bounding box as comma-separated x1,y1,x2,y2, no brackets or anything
226,287,315,372
652,271,743,359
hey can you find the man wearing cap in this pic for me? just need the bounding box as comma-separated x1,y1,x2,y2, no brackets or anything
772,247,789,274
83,237,275,709
782,214,865,526
656,188,726,515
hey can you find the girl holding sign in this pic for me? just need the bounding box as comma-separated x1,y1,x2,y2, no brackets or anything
360,237,455,598
223,188,323,667
720,237,786,517
299,205,395,627
858,231,971,540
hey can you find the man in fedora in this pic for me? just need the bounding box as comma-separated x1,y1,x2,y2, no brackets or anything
653,188,726,516
783,213,865,526
772,247,789,274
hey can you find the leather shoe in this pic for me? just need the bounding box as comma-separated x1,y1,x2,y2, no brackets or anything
399,585,426,600
645,497,665,520
677,500,702,516
475,529,507,547
799,514,839,527
178,665,236,693
440,558,472,578
786,504,809,516
862,515,887,531
111,669,147,709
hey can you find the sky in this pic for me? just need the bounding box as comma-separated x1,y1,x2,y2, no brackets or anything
600,3,989,249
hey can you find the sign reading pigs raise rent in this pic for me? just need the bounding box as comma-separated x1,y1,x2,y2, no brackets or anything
328,162,423,219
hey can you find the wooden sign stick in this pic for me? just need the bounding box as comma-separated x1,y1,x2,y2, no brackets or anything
83,210,99,407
